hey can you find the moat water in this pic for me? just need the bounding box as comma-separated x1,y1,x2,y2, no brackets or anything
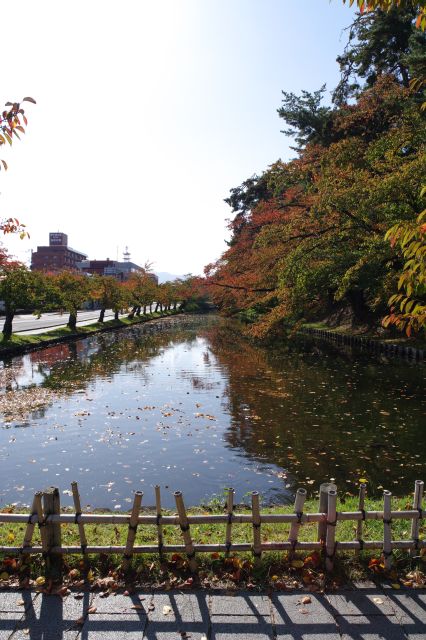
0,315,424,509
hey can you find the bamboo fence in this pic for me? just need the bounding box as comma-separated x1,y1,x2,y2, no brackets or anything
301,327,424,361
0,481,424,575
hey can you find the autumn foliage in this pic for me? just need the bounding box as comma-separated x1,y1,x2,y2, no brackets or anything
206,8,425,338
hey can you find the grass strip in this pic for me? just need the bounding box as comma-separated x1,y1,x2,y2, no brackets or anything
0,310,180,356
0,496,424,589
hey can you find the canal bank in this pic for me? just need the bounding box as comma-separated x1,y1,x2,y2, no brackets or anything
301,325,425,362
0,310,183,359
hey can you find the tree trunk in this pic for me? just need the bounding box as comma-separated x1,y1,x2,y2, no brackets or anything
68,312,77,330
128,306,137,319
2,310,14,339
347,290,371,324
136,306,141,316
143,305,147,315
155,302,159,312
173,301,177,310
98,308,105,323
114,310,119,320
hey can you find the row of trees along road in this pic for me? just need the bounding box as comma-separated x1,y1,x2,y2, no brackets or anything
205,2,425,339
0,266,205,339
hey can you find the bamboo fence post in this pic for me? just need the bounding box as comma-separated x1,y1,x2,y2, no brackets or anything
410,480,424,557
22,493,39,550
123,491,143,571
42,487,62,581
383,490,393,570
317,483,336,543
225,487,234,557
174,491,197,572
71,481,88,562
289,488,307,556
155,485,163,557
34,492,47,556
325,489,337,572
251,491,262,561
356,483,366,556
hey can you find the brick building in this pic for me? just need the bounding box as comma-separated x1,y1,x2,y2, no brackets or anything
77,258,158,284
31,233,87,272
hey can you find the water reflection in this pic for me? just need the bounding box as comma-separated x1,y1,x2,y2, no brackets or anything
0,316,424,509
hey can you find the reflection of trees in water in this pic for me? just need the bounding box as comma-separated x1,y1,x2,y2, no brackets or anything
201,324,426,496
1,321,204,422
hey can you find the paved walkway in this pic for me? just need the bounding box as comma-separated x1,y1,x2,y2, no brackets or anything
0,583,425,639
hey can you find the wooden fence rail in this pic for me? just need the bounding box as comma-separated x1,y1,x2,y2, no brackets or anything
0,480,424,576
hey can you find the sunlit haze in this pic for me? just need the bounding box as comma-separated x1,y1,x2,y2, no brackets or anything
1,0,355,276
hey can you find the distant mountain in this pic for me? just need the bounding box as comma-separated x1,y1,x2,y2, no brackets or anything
156,272,183,284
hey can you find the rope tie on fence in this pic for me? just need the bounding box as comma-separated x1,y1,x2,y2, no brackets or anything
296,511,303,524
180,523,190,533
418,508,424,520
74,512,81,525
226,541,231,553
360,509,366,521
413,537,420,550
291,539,297,552
383,518,392,525
156,513,162,526
383,550,393,558
128,524,138,533
227,512,233,524
253,522,261,529
327,517,338,527
358,539,364,551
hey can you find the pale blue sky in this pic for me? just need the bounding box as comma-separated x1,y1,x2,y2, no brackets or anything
1,0,356,275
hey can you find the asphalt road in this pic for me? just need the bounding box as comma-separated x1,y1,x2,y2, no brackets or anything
0,310,120,334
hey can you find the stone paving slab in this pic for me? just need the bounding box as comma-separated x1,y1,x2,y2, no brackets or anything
80,613,147,639
142,592,210,639
0,588,424,639
210,592,270,617
0,612,24,640
0,589,37,612
384,592,426,639
210,615,274,640
272,593,341,639
326,589,396,616
13,591,91,639
148,592,208,622
338,613,409,639
272,593,338,623
90,592,149,615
